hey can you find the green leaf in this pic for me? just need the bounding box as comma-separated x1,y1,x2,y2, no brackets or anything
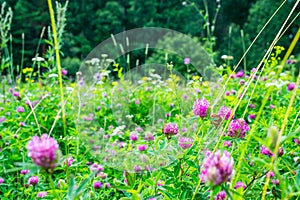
131,192,142,200
74,171,96,198
296,168,300,189
232,187,244,200
67,175,75,200
125,171,136,188
185,160,199,169
144,179,155,186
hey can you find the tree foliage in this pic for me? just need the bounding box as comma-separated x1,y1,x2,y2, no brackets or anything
1,0,298,74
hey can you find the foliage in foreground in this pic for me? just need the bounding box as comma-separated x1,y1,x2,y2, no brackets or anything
0,50,299,199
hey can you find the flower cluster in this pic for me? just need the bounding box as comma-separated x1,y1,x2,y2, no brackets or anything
235,181,247,190
227,118,250,138
193,98,209,118
178,137,193,149
215,191,226,200
26,134,59,170
201,150,234,186
218,106,233,120
163,123,178,139
28,176,39,185
260,146,273,157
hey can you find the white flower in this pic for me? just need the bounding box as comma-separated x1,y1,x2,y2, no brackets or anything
32,57,45,62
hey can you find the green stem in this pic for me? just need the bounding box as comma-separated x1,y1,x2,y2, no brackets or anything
262,27,300,200
47,0,67,140
210,189,214,200
48,173,60,200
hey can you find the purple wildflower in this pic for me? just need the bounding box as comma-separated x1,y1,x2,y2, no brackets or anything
181,127,187,132
144,132,154,141
20,122,26,127
215,191,226,200
78,78,84,87
0,116,6,123
193,98,209,118
269,104,275,109
234,182,247,190
249,104,256,109
61,69,68,76
37,191,47,198
93,181,102,189
67,156,74,167
116,103,122,108
104,183,111,188
163,123,178,138
272,179,280,185
236,71,244,78
130,133,138,141
135,127,143,132
0,177,4,184
93,72,102,81
184,58,190,64
278,147,284,157
26,134,59,169
157,180,164,186
166,113,171,117
294,138,300,145
28,176,39,185
223,141,232,147
201,150,234,186
218,106,233,120
227,118,250,138
13,91,20,98
248,114,256,120
260,146,273,157
16,106,25,113
225,91,230,96
135,100,140,105
178,137,193,149
287,82,295,91
266,171,274,178
21,169,30,175
97,172,107,179
134,165,142,173
137,144,147,151
90,163,104,171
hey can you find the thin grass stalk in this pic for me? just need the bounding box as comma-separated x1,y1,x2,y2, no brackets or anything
261,27,300,200
240,29,246,73
212,0,287,110
227,26,232,66
20,33,24,77
47,0,67,138
230,1,300,190
241,11,300,120
9,34,13,82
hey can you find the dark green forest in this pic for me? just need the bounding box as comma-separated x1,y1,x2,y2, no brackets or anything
1,0,299,77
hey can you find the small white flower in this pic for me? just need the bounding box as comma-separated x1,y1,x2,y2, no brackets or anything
32,56,45,62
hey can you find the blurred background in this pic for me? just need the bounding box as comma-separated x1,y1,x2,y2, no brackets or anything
0,0,299,77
